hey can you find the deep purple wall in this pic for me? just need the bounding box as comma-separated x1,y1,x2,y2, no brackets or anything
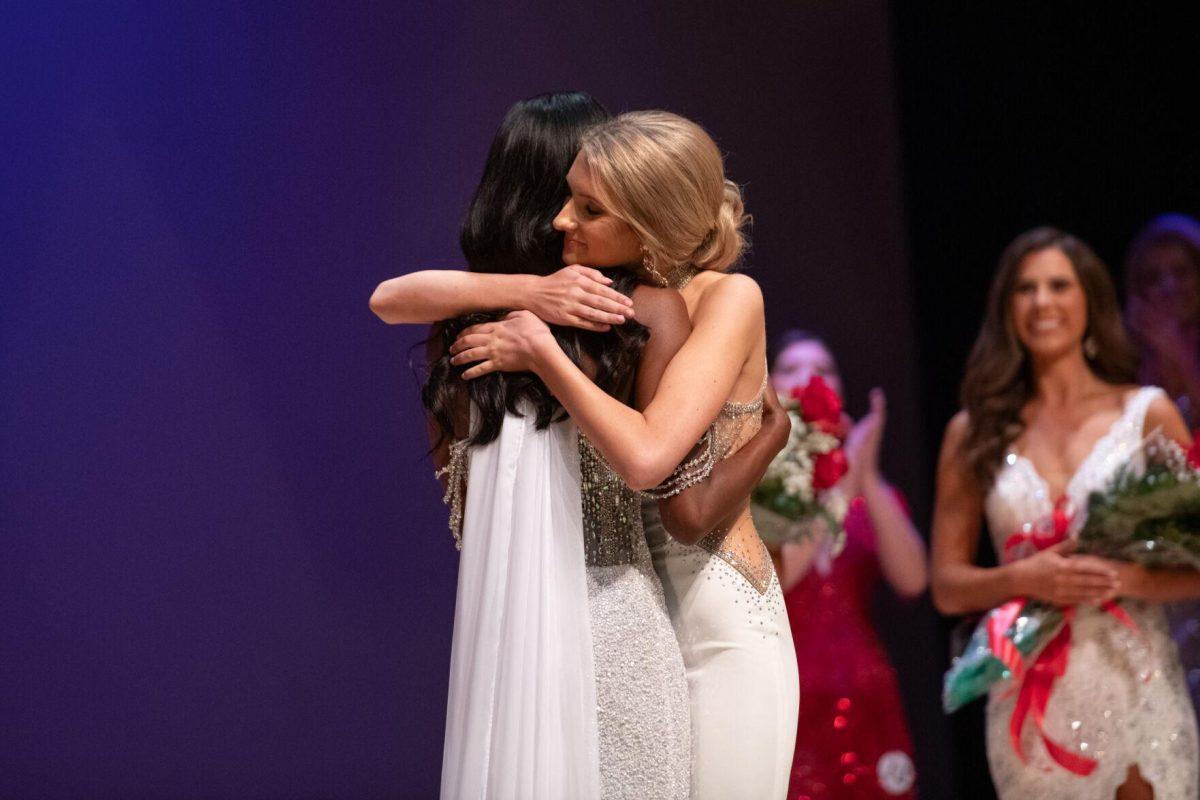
3,3,939,797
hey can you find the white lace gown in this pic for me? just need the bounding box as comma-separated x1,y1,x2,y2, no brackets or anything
644,387,800,800
983,386,1200,799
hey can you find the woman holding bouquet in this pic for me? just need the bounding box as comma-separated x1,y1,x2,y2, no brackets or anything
769,331,926,799
931,226,1200,799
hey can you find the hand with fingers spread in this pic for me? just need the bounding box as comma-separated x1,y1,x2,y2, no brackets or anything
527,265,636,331
450,310,556,380
841,388,886,498
1012,539,1121,606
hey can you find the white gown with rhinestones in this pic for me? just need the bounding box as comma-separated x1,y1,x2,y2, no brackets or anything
983,386,1199,799
644,383,800,800
580,436,692,800
438,406,689,800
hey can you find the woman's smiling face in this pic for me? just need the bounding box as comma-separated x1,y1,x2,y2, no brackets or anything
1009,246,1089,361
553,155,642,268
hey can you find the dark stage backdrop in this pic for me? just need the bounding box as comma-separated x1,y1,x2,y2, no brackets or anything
3,3,944,798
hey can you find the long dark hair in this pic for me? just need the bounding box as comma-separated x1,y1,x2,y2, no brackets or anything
959,227,1138,486
422,92,648,447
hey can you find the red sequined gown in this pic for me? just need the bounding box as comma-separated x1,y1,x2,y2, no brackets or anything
785,495,917,799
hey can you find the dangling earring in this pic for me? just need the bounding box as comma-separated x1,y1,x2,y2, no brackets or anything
641,245,669,287
1084,335,1098,360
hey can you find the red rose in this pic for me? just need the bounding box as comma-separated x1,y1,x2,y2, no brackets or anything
1187,434,1200,470
800,376,843,426
812,448,849,490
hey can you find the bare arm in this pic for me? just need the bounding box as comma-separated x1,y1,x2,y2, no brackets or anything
369,266,634,329
451,274,765,489
840,388,928,598
659,387,791,544
930,412,1120,615
863,477,928,599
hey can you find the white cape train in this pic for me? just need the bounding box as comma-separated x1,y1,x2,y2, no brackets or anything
440,407,601,799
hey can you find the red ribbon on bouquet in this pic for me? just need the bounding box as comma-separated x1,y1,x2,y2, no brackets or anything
992,498,1147,777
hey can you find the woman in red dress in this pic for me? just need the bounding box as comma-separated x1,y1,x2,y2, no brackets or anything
771,331,928,799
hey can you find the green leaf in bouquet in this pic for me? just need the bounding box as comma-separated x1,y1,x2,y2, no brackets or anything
1078,457,1200,569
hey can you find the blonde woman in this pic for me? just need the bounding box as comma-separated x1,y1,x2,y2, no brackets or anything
451,111,799,799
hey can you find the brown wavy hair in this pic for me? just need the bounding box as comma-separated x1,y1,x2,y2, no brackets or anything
959,227,1138,487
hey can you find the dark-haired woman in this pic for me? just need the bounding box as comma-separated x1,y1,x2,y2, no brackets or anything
931,227,1200,799
373,92,788,799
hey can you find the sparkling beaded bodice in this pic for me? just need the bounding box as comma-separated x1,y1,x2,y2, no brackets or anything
708,384,766,462
979,386,1199,799
580,434,651,568
984,387,1161,552
692,373,775,594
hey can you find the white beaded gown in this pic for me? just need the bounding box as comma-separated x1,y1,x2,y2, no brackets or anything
644,379,800,800
982,386,1199,799
580,436,692,800
438,408,691,800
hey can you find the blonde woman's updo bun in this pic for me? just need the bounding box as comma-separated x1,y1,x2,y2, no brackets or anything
579,110,749,278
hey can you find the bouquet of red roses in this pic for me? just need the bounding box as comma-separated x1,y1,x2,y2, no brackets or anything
751,376,850,548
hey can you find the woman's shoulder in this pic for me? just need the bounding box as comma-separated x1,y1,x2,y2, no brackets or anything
692,271,764,326
1136,384,1190,439
695,270,761,299
630,284,689,327
944,409,972,440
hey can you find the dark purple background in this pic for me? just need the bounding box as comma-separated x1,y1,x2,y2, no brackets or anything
5,2,958,797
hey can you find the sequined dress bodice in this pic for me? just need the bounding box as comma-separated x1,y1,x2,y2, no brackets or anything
689,383,777,593
581,435,653,568
986,387,1163,548
981,386,1198,799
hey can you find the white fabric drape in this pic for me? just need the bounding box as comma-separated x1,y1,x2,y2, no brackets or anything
440,407,600,800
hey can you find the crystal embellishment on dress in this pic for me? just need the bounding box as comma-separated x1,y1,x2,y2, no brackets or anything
694,373,776,594
698,525,774,594
579,431,691,799
580,435,642,567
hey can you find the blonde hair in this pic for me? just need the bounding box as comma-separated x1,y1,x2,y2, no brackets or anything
579,110,749,275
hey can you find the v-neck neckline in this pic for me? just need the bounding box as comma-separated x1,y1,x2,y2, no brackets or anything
1006,388,1141,503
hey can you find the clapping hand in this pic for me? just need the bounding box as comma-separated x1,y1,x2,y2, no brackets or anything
841,388,886,496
